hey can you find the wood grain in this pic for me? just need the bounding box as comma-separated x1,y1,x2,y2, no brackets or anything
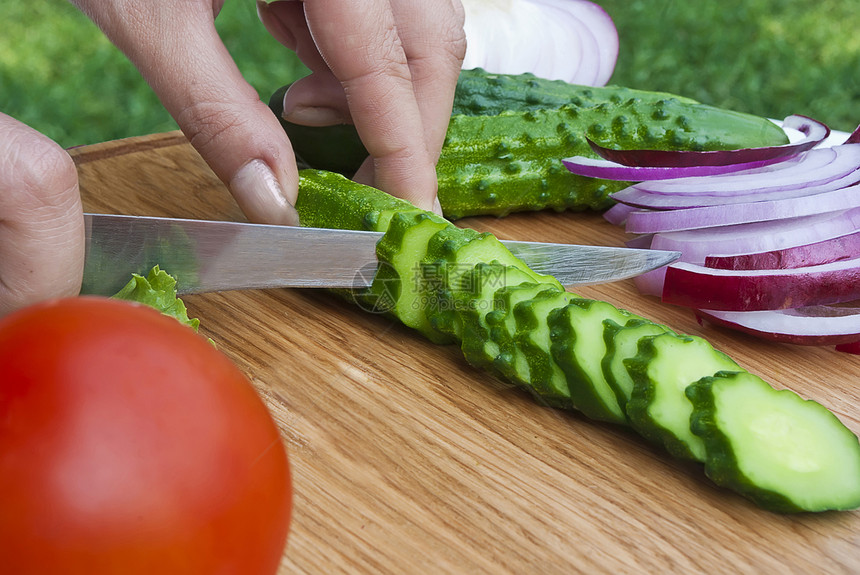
71,133,860,574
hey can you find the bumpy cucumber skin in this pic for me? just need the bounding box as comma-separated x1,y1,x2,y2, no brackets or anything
452,263,534,373
437,96,788,219
452,68,699,116
295,169,860,513
486,282,557,397
375,211,451,341
601,319,671,414
687,371,860,513
513,288,577,409
437,107,620,219
296,169,410,232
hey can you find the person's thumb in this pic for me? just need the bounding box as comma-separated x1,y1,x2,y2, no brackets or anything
0,113,85,316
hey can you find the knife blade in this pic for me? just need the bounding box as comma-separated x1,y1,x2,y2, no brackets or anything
80,214,680,296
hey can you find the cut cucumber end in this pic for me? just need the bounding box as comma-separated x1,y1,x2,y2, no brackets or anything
690,371,860,513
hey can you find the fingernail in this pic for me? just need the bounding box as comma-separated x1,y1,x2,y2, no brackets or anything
282,101,349,127
230,159,300,226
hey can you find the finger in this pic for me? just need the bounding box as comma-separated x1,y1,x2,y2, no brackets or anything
259,1,352,127
387,0,466,161
74,0,300,226
0,114,85,316
281,72,353,127
299,0,441,211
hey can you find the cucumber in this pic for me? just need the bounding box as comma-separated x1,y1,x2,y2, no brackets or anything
548,299,637,424
452,68,699,116
687,371,860,513
420,223,559,344
274,68,788,219
294,169,860,513
601,319,671,413
436,106,619,218
294,169,407,232
449,263,536,373
625,334,741,462
438,94,788,219
513,288,577,409
487,282,560,394
375,210,450,340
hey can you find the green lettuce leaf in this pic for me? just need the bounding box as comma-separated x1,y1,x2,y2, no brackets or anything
112,265,200,331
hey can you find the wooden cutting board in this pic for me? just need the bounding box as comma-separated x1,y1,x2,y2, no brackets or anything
71,133,860,574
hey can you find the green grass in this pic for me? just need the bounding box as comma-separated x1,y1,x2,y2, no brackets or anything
2,0,857,148
0,1,307,147
599,0,859,132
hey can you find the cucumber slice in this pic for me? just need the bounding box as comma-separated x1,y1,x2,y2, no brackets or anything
377,211,450,340
487,283,556,388
548,300,635,424
602,318,671,413
513,289,576,408
688,371,860,513
420,225,558,342
625,333,740,461
455,263,536,372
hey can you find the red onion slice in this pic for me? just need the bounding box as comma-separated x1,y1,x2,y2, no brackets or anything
602,201,637,225
835,340,860,354
633,268,667,298
625,184,860,234
628,209,860,298
650,208,860,267
662,258,860,312
612,167,860,210
696,307,860,346
562,154,790,181
629,145,860,197
705,229,860,270
586,114,829,168
845,123,860,145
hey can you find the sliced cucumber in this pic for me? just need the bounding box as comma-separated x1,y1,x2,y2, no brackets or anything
602,319,671,413
548,300,635,424
688,371,860,513
455,263,536,372
625,333,740,461
294,169,860,513
377,211,450,340
487,283,556,389
513,288,577,408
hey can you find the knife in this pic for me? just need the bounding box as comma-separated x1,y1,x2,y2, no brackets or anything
80,213,680,296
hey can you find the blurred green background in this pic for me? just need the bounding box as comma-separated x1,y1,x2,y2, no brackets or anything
2,0,858,149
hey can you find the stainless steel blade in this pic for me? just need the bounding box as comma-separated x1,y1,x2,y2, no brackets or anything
500,239,677,286
81,214,679,295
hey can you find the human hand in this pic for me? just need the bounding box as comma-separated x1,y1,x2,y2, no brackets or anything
0,113,85,316
70,0,302,226
72,0,465,221
257,0,466,212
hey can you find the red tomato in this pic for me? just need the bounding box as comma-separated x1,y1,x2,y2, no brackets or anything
0,297,292,574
